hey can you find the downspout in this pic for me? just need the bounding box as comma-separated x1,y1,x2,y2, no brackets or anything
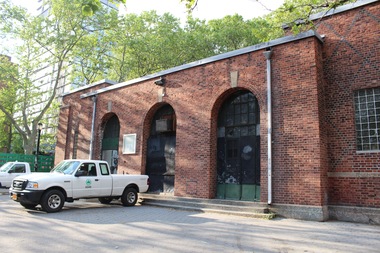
89,95,97,159
263,48,273,205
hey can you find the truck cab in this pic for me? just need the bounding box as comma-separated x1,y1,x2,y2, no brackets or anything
0,162,32,188
69,160,113,198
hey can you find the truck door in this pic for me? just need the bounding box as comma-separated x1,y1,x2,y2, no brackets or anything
97,163,112,196
72,163,103,198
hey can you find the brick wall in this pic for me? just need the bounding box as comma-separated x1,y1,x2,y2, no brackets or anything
56,82,115,164
57,35,325,204
55,1,379,210
315,2,380,207
270,37,327,206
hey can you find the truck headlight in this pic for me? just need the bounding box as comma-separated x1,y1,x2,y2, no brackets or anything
26,181,38,189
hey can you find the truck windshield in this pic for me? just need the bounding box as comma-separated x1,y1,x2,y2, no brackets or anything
51,161,80,175
0,162,14,172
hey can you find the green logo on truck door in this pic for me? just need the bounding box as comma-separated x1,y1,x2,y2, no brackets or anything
85,179,92,188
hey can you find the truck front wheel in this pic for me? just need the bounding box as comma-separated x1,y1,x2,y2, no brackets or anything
40,189,65,213
20,202,37,210
121,188,138,206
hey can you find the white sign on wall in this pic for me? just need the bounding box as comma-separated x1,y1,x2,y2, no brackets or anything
123,134,136,154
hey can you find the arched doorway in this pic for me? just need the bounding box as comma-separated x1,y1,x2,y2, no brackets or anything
146,104,176,193
216,91,260,201
101,115,120,174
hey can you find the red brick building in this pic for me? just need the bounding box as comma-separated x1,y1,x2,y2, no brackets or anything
56,0,380,223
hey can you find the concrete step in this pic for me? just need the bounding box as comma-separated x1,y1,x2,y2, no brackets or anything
140,193,276,219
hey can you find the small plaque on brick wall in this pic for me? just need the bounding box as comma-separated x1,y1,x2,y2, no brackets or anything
123,134,136,154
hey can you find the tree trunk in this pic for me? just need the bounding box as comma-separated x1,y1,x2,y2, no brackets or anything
6,122,12,153
22,133,36,155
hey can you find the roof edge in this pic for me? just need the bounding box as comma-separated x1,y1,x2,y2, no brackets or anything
310,0,378,20
61,79,117,97
80,30,322,99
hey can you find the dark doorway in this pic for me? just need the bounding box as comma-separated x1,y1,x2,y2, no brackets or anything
146,105,176,193
101,115,120,174
216,91,260,201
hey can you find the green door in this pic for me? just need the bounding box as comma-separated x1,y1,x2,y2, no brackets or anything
101,115,120,174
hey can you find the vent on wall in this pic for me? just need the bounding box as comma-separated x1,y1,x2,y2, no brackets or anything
156,119,173,132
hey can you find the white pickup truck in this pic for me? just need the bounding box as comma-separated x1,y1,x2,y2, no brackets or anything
9,159,149,212
0,162,32,188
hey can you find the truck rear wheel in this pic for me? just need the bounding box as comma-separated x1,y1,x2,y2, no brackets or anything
98,197,113,204
121,188,138,206
41,189,64,213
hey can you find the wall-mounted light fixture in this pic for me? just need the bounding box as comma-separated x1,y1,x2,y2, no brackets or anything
154,77,165,86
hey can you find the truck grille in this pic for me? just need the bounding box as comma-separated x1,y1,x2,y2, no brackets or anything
13,179,27,190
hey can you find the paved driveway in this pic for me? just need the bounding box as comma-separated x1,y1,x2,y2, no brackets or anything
0,192,379,253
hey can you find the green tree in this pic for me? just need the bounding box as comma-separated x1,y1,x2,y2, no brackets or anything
207,14,277,54
0,111,9,152
105,11,186,82
75,0,358,85
267,0,357,33
103,11,280,82
69,6,118,86
84,0,356,16
182,0,356,15
70,34,112,86
0,0,115,154
181,16,214,61
0,56,17,152
82,0,125,15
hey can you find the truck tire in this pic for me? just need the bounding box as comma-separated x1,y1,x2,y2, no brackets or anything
98,197,113,204
121,188,138,206
20,202,37,210
40,189,64,213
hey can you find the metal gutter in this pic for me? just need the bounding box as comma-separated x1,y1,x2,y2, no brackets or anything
263,48,273,205
89,95,97,159
61,79,116,97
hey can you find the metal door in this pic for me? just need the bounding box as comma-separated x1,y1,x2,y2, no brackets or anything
146,105,176,193
72,162,102,198
216,91,260,201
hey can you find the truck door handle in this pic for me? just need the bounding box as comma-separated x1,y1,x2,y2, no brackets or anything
95,179,99,181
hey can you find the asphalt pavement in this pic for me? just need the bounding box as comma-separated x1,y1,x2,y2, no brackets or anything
0,188,379,253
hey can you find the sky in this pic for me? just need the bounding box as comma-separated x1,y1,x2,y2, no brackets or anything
11,0,286,21
123,0,285,21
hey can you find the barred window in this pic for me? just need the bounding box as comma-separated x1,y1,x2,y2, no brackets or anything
354,88,380,151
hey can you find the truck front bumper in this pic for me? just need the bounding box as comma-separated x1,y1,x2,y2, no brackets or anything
9,189,44,205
